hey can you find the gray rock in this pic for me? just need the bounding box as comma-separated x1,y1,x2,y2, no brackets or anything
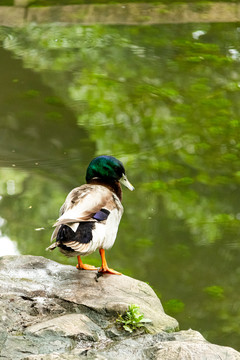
0,255,239,360
25,313,103,341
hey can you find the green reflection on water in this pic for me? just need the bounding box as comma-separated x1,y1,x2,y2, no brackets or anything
1,22,240,351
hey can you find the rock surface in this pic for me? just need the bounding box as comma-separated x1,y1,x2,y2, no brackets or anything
0,255,239,360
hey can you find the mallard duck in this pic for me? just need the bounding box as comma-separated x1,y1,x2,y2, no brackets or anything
47,155,134,275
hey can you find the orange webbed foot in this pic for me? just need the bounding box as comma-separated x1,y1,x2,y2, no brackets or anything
76,256,97,271
98,266,121,275
98,249,121,275
76,263,97,271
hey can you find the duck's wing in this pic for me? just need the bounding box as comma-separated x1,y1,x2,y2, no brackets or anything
51,184,119,242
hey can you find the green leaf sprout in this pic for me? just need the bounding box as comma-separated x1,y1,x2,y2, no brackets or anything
116,304,152,333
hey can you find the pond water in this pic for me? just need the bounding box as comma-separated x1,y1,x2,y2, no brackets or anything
1,20,240,351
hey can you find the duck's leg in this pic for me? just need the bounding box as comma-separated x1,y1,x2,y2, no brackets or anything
98,249,121,275
76,255,97,270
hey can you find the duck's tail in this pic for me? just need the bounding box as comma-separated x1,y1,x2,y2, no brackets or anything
46,242,59,251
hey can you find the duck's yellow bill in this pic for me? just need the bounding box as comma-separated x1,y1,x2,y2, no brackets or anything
120,174,135,191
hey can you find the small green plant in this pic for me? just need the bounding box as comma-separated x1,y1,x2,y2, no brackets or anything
116,304,152,333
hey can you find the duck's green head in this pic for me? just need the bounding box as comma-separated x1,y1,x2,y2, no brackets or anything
86,155,134,191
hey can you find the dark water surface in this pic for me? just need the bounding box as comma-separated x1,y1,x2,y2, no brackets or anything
1,22,240,350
